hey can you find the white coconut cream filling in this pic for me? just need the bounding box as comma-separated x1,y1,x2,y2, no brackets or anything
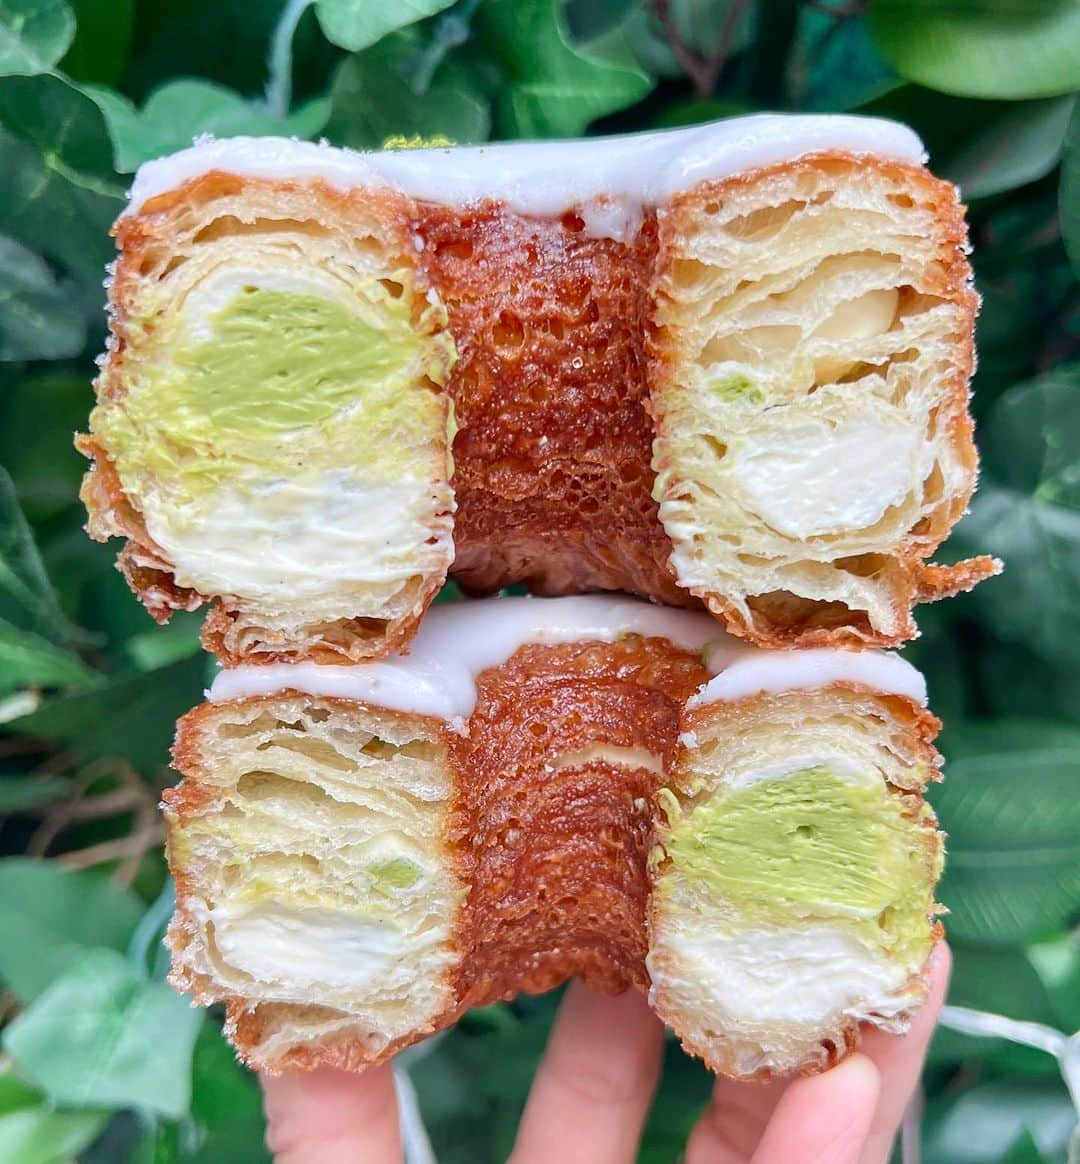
143,475,452,619
125,115,925,241
649,923,915,1034
727,417,927,539
207,595,927,720
209,902,412,991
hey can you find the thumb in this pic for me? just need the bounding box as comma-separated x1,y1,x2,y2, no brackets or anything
751,1053,881,1164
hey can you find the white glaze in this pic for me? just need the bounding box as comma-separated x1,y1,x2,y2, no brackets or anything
125,115,926,241
208,595,927,721
689,646,926,709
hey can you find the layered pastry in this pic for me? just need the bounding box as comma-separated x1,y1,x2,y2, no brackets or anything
164,595,944,1078
81,115,997,664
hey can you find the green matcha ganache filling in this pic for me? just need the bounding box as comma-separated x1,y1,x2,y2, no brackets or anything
661,766,938,963
96,279,453,503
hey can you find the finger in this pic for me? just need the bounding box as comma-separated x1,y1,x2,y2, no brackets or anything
685,1075,791,1164
751,1052,881,1164
858,940,952,1164
510,980,665,1164
261,1063,402,1164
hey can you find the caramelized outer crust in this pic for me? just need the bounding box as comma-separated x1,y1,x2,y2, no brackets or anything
165,643,944,1080
418,205,688,606
650,154,997,649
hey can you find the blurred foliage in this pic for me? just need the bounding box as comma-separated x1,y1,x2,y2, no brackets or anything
0,0,1077,1161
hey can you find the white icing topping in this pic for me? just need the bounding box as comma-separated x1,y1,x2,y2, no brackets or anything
688,647,926,709
207,595,927,720
125,115,926,241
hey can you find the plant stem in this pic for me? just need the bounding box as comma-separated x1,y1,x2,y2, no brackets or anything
265,0,315,119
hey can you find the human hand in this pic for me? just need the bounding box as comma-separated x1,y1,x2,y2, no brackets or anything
261,940,950,1164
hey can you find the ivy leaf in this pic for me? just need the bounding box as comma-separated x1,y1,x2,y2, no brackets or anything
477,0,653,138
1061,104,1080,279
945,96,1076,201
0,0,74,76
4,947,203,1119
0,1069,105,1164
60,0,134,86
5,652,206,770
0,72,119,192
0,125,118,296
315,0,457,52
327,27,490,148
954,369,1080,668
0,858,144,1003
868,0,1080,101
932,721,1080,943
0,466,71,643
922,1080,1076,1164
92,78,331,172
0,234,85,361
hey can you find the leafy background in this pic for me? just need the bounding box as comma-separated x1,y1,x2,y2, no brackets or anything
0,0,1077,1160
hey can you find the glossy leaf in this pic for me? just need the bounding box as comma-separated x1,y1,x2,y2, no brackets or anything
315,0,456,52
0,858,144,1002
0,234,85,362
327,28,490,148
93,79,331,172
61,0,133,85
5,652,206,770
4,948,202,1119
1062,104,1080,279
0,0,74,76
932,725,1080,943
946,97,1075,200
478,0,653,138
869,0,1080,100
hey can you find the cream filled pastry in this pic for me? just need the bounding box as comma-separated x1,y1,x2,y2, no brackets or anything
164,596,944,1078
81,115,997,664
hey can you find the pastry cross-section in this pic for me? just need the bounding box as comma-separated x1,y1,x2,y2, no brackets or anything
81,116,997,664
165,596,943,1078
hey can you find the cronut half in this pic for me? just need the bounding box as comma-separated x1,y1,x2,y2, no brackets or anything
166,637,944,1078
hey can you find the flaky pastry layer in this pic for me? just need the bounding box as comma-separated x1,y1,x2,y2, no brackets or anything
165,637,944,1078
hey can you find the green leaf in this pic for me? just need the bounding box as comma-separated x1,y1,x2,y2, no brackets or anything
0,465,72,644
930,942,1063,1074
0,858,144,1002
327,27,490,148
315,0,456,52
4,947,202,1119
1027,933,1080,1032
932,723,1080,943
868,0,1080,100
92,78,331,172
60,0,134,86
0,618,93,693
922,1079,1076,1164
953,369,1080,668
0,234,85,361
794,10,898,113
477,0,653,138
5,652,206,770
125,611,204,672
0,0,74,76
0,1082,105,1164
945,97,1075,201
1061,104,1080,279
0,774,68,810
0,72,120,192
0,124,119,293
0,373,91,523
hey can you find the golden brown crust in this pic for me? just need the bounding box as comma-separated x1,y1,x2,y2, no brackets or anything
165,642,943,1079
417,205,688,607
